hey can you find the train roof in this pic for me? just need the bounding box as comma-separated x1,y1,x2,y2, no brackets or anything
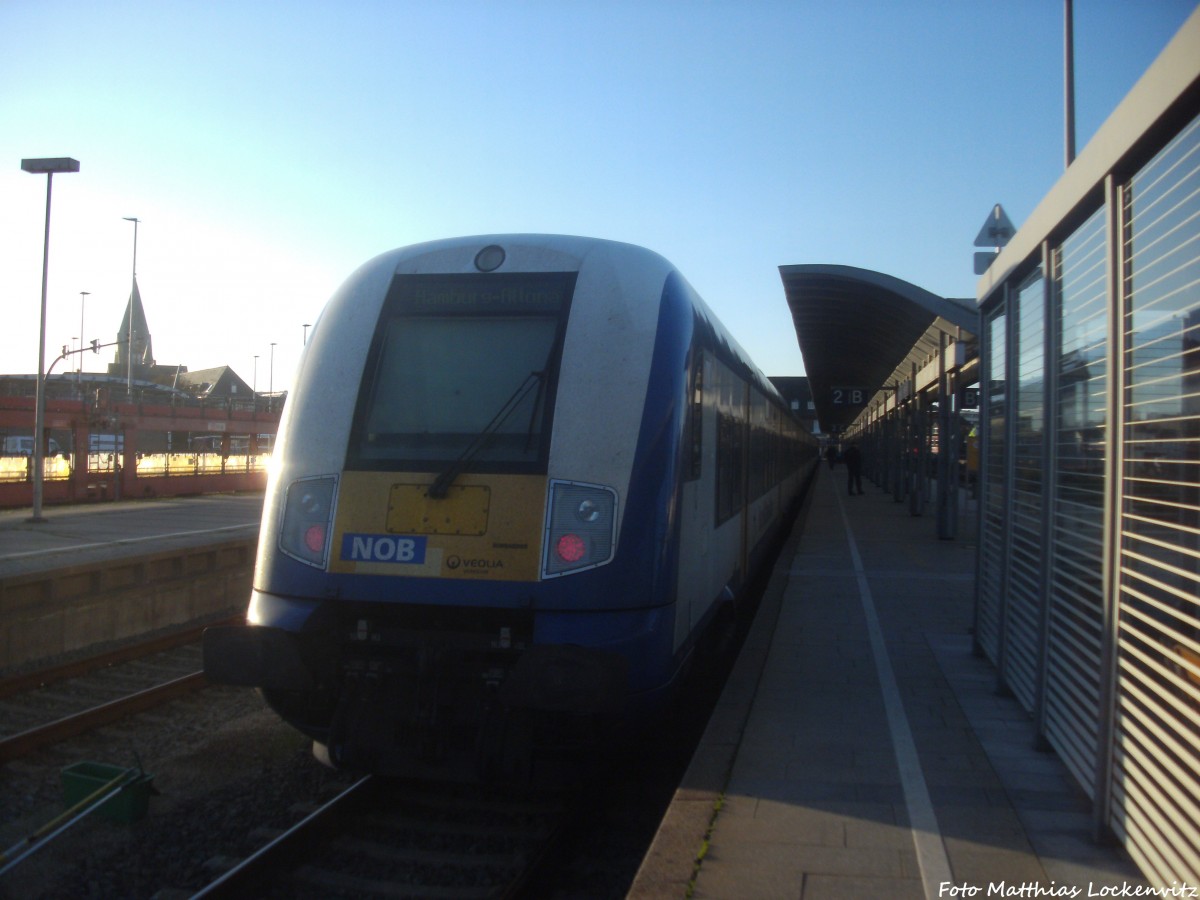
375,234,787,409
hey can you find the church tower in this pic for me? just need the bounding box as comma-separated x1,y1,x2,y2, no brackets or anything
108,276,155,380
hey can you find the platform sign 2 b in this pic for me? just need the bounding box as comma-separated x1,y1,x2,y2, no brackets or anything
831,387,869,407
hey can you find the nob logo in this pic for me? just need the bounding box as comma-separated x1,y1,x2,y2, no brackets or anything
446,556,504,572
341,534,427,564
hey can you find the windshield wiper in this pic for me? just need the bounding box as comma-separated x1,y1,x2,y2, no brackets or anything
426,370,546,499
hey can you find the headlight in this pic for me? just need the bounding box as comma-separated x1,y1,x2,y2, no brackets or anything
542,480,617,578
279,475,338,568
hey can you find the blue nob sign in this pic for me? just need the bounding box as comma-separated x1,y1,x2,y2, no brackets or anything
341,534,428,564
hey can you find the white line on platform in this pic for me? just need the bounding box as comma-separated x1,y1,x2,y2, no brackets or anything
0,523,257,561
835,489,954,900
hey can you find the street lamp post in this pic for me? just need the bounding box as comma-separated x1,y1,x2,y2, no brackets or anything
123,217,140,398
78,290,90,385
269,342,277,412
21,157,80,524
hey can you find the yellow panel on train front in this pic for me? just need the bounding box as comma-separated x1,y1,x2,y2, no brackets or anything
330,473,546,581
387,483,491,536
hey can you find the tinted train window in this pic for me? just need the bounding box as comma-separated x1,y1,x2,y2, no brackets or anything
713,358,747,525
347,272,575,471
683,352,704,481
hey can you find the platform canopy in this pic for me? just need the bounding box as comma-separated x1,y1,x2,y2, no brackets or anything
778,264,978,433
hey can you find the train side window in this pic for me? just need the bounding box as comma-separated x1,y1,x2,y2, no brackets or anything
714,362,746,525
684,354,704,481
748,389,770,499
716,409,745,523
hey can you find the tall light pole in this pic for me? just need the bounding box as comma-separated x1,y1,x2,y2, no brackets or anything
269,342,277,411
78,290,91,384
1065,0,1076,168
253,355,259,405
303,323,311,345
21,157,80,524
123,217,140,398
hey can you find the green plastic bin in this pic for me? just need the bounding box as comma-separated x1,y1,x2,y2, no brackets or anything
61,762,154,824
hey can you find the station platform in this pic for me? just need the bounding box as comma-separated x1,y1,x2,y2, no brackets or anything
630,467,1145,899
0,493,262,579
0,494,263,673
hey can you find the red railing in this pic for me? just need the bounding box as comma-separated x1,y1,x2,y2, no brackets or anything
0,392,282,509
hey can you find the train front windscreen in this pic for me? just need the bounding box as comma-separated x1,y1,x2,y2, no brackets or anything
346,272,576,473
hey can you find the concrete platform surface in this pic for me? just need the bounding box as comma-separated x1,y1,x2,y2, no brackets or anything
0,493,263,579
630,468,1145,899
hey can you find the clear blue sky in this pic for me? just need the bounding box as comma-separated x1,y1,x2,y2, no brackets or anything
2,0,1196,392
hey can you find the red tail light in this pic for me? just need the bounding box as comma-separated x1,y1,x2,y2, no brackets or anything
542,480,617,577
304,524,327,555
556,533,587,563
279,475,337,568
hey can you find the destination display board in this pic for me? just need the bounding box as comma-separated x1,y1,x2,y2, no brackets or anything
390,272,575,316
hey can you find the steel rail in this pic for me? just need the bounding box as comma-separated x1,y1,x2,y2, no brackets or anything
0,617,238,700
190,774,375,899
0,671,207,763
189,774,565,900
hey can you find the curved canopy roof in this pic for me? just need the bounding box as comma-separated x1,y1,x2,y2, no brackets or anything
779,264,978,432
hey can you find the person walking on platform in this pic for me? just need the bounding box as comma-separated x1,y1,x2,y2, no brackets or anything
824,444,838,469
843,443,864,495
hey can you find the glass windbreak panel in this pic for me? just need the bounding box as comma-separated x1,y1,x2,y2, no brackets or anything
1046,205,1107,796
977,306,1008,663
1113,112,1200,886
1006,271,1047,711
1056,208,1109,506
348,273,575,471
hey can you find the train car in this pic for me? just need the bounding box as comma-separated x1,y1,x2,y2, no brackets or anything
205,235,816,777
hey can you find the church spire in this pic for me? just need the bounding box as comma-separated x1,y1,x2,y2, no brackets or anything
110,276,155,374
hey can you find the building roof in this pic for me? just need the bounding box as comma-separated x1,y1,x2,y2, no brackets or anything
175,366,251,398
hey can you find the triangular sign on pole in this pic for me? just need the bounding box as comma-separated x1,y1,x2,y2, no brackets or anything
974,204,1015,248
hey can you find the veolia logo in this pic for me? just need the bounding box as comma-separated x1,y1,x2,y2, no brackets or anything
341,534,427,564
446,556,504,572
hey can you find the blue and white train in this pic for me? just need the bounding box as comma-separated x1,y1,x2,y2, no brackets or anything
205,235,816,776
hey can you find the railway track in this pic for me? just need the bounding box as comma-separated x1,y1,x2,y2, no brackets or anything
0,624,226,763
1,624,574,898
193,775,569,899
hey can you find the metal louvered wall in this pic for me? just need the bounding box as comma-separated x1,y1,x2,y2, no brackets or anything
976,99,1200,887
1004,273,1048,712
1045,207,1109,798
1112,114,1200,886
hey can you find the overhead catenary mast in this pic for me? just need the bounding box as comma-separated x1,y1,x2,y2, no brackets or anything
1065,0,1076,168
